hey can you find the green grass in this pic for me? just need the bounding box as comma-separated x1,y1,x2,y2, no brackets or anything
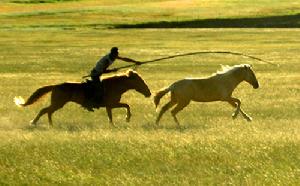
6,0,79,4
0,0,299,185
1,128,299,185
1,0,300,29
7,0,79,3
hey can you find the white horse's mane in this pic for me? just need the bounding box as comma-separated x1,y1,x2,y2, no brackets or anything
185,64,251,79
214,64,250,76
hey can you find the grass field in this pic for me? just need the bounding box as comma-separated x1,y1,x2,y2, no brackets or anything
0,0,299,185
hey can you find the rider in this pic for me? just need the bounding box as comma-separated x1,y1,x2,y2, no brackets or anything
84,47,141,111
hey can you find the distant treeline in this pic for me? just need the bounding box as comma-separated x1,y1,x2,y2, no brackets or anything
115,14,300,28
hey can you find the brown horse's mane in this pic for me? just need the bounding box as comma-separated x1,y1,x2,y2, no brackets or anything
64,71,138,84
102,73,128,81
102,70,139,82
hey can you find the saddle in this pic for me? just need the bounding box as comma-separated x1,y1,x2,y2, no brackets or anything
81,79,104,111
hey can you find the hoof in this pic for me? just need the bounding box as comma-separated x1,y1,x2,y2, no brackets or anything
246,116,252,122
126,114,131,122
109,122,116,127
231,113,238,119
175,122,182,129
30,120,37,126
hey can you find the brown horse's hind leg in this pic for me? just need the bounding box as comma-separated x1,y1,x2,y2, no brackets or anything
31,94,66,126
47,104,65,126
155,100,176,125
31,104,64,126
31,106,50,126
46,88,68,126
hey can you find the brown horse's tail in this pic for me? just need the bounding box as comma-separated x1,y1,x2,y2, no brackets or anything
154,87,171,108
14,85,55,107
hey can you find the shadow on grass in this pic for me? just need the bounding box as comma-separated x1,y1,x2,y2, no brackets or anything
114,14,300,28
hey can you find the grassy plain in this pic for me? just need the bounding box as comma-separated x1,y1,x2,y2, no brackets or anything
0,0,299,185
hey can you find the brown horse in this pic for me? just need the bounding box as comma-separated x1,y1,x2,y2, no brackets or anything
154,64,259,127
14,70,151,126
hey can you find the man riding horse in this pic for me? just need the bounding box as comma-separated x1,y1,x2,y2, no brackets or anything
84,47,141,111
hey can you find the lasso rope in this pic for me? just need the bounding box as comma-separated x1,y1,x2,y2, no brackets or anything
82,50,276,78
114,50,277,71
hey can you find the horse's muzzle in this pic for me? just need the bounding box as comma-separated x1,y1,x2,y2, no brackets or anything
145,93,151,97
253,82,259,89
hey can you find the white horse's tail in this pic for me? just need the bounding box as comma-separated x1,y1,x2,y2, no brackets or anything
154,86,171,108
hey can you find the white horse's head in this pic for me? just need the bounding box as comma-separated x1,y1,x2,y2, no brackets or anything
242,64,259,89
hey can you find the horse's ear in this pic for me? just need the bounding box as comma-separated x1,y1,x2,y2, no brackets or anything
244,64,251,69
126,69,134,77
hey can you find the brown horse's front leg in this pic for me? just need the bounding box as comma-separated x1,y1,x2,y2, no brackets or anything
105,107,116,127
107,103,131,123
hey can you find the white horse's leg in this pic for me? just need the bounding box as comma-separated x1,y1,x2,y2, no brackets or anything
155,101,176,125
228,98,252,121
228,97,241,119
170,100,190,127
239,108,252,122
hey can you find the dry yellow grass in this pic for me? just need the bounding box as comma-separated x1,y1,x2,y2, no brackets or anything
0,0,299,184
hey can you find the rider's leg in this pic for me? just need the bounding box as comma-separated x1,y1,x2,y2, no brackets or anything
82,75,101,111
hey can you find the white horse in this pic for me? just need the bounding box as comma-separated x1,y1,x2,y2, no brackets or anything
154,64,259,127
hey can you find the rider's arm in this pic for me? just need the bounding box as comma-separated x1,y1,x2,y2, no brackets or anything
116,56,142,65
103,68,117,73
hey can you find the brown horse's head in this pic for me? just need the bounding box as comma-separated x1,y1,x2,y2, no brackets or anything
126,70,151,97
243,64,259,89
